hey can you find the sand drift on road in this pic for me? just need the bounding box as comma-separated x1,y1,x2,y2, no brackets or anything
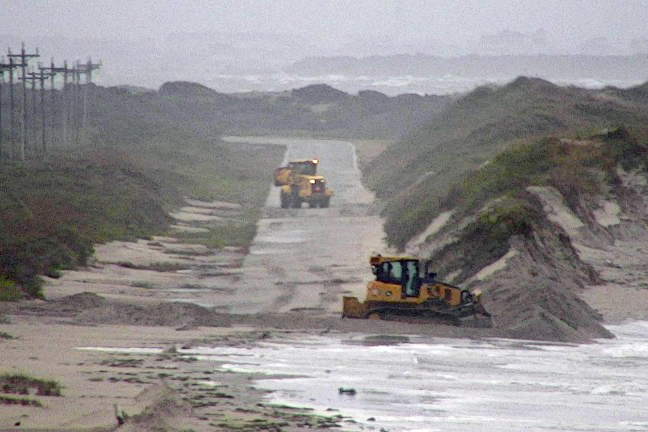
222,137,386,315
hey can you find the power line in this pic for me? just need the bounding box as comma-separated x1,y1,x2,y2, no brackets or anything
38,60,61,154
26,69,53,157
76,58,102,145
1,44,102,163
0,58,19,163
42,60,75,148
8,43,39,160
0,57,22,161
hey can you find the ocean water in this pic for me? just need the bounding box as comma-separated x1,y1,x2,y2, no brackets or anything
203,73,644,96
78,322,648,431
182,322,648,431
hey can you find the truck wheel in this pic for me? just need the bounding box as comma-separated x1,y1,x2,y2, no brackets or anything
280,193,290,209
320,198,330,208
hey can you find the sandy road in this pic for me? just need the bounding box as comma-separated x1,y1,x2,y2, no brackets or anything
0,137,388,431
222,137,386,314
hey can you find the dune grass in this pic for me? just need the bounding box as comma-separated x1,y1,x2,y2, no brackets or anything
366,78,648,248
425,129,648,278
0,112,283,300
0,373,62,396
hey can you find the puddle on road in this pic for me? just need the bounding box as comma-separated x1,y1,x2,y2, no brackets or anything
249,248,291,255
76,347,164,354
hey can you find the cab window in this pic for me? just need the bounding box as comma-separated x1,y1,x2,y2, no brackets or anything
404,260,420,297
389,261,402,283
292,162,316,175
374,261,402,284
375,263,389,283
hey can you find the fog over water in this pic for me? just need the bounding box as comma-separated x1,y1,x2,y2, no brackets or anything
2,1,648,93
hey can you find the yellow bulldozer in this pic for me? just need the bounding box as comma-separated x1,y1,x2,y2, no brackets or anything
274,159,334,208
342,255,492,326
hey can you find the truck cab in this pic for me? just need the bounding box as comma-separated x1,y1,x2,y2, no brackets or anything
274,159,334,208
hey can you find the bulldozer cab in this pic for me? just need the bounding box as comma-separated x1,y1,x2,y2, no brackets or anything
288,159,318,176
371,256,425,298
343,255,492,325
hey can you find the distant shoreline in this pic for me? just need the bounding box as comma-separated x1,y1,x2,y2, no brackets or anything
100,73,646,97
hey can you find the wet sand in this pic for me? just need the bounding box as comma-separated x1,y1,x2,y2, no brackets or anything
2,137,644,431
0,137,401,431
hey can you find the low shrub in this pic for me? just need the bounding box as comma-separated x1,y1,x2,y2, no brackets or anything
0,276,22,301
0,373,62,396
0,395,43,406
476,196,536,244
420,129,648,260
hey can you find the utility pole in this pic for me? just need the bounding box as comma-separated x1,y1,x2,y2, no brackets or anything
76,58,101,145
8,43,39,160
8,57,17,160
38,61,59,154
69,64,78,146
0,59,8,163
40,60,66,149
0,57,19,162
27,70,51,157
40,60,74,148
80,58,101,83
24,70,38,157
38,71,51,156
0,62,5,163
62,61,74,147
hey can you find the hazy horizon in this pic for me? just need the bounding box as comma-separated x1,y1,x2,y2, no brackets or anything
2,0,647,93
2,0,648,55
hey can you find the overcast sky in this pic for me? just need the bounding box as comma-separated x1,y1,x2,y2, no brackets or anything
2,0,647,91
1,0,647,54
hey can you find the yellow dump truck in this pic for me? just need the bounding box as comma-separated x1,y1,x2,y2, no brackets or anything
274,159,334,208
342,255,491,326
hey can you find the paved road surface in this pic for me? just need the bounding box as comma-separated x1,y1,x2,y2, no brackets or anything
223,137,386,314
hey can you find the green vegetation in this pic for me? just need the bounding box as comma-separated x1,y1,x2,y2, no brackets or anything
0,276,22,301
116,261,190,272
175,209,260,250
152,82,447,139
131,281,155,289
434,129,648,281
0,395,43,406
366,78,648,248
450,128,647,216
432,195,542,283
0,373,59,407
0,81,446,298
0,155,161,298
0,373,62,396
1,83,284,299
475,197,536,243
425,128,648,282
